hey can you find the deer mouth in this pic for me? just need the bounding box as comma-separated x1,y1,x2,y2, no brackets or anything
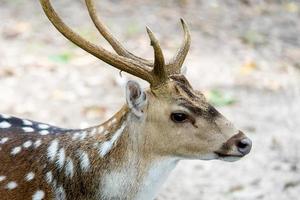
214,152,243,162
214,151,243,158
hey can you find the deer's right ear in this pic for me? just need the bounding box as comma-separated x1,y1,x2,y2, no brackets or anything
126,81,147,117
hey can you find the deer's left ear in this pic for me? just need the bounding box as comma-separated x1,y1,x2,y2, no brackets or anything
126,81,147,117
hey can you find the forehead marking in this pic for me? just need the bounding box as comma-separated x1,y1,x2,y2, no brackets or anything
179,101,203,116
175,83,198,100
171,75,200,100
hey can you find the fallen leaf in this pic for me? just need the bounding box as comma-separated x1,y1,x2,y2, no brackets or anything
239,60,257,75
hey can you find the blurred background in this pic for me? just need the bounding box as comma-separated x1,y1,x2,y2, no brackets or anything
0,0,299,199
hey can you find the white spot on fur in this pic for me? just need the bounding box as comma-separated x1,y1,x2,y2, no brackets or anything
23,140,33,148
38,124,50,129
25,172,35,181
11,146,21,155
56,148,66,170
79,131,87,140
99,123,126,157
52,179,57,188
39,130,49,135
65,157,74,178
55,185,66,200
22,127,34,132
22,119,33,126
0,121,11,128
34,139,42,148
90,128,97,136
0,176,6,182
72,132,80,140
104,130,109,135
32,190,45,200
45,171,53,184
47,139,59,162
0,137,9,144
98,126,104,133
6,181,18,190
77,150,90,172
1,114,11,119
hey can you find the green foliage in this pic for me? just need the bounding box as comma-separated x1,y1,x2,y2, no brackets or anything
48,52,73,64
240,30,267,46
206,89,235,106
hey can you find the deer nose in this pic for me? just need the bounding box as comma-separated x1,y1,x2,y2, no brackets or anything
237,137,252,155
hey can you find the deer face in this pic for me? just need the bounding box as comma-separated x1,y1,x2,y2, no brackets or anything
126,76,252,162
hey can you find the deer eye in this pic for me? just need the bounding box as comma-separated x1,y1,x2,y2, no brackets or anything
170,112,189,123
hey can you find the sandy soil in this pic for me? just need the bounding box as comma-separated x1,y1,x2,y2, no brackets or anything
0,0,299,199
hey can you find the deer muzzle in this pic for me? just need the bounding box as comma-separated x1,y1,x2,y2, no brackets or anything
215,131,252,159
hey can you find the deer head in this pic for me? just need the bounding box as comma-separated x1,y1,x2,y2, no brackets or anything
40,0,251,162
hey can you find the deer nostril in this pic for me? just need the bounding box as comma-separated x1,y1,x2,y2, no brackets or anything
237,138,252,155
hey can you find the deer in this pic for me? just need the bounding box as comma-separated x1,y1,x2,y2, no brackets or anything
0,0,252,199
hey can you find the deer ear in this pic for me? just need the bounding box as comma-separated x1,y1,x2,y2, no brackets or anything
126,81,147,117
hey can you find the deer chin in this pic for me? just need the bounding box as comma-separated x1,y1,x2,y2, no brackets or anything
214,152,243,162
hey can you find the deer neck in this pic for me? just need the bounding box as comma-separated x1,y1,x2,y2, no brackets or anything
99,106,177,200
76,106,179,200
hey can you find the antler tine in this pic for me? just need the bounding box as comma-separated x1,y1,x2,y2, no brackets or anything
167,18,191,74
146,27,168,85
40,0,154,84
85,0,153,67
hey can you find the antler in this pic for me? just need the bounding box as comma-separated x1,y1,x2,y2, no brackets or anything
166,19,191,74
39,0,190,88
85,0,153,67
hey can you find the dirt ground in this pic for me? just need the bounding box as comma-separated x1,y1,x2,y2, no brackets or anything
0,0,299,199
